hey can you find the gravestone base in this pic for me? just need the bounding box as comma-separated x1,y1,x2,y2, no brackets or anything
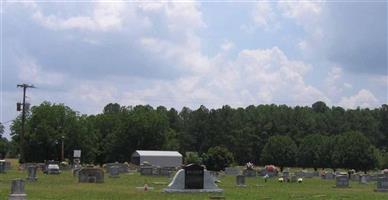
26,177,37,182
8,193,27,200
164,188,223,193
236,185,247,188
374,188,388,192
333,186,350,188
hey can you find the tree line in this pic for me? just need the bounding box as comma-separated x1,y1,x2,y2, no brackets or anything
3,101,388,171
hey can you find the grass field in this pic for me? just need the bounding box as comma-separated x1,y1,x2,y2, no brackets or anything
0,160,387,200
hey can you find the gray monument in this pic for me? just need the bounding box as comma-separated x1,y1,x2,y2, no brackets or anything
236,175,246,187
335,175,349,188
243,169,256,177
290,175,297,183
359,175,368,184
375,177,388,192
8,179,27,200
105,163,129,174
164,164,223,193
224,167,240,176
0,160,5,173
140,166,154,176
78,168,104,183
26,165,38,181
322,172,335,180
109,166,120,178
160,167,174,176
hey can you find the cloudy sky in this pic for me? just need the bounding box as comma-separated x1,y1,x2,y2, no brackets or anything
1,1,387,137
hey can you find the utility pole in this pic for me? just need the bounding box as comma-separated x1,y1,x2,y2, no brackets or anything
61,135,65,162
17,83,35,163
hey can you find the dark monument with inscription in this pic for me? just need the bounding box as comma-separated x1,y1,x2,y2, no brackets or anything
164,164,223,193
184,164,204,189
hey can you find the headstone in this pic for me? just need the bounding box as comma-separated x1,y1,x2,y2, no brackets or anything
8,179,27,200
73,167,81,177
259,169,277,177
5,161,11,170
375,177,388,192
290,175,297,183
351,173,361,181
0,160,5,173
153,167,161,176
109,166,120,178
335,175,349,188
160,167,173,176
313,171,320,177
304,172,314,178
323,172,335,180
185,164,204,189
225,167,240,176
105,163,129,174
164,164,223,193
243,169,256,177
282,171,290,179
369,174,380,181
236,175,246,187
140,166,154,176
360,175,368,184
78,168,104,183
26,165,38,181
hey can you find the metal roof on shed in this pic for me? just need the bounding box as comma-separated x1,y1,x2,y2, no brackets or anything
134,150,182,157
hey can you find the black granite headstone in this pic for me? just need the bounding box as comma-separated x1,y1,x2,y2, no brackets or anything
184,164,204,189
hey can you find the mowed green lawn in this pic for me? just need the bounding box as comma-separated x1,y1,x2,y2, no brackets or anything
0,160,387,199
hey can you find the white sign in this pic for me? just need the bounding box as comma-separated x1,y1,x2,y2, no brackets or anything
73,150,81,158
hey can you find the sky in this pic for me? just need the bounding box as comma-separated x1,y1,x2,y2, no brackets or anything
1,1,387,138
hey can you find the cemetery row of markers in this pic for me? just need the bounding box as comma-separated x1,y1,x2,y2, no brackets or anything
1,160,388,200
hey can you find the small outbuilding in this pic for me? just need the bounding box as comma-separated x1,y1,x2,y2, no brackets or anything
131,150,183,167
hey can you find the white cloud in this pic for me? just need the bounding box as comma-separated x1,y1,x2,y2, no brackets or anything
252,1,275,28
221,41,234,51
325,66,343,97
278,1,325,55
17,57,65,86
371,75,388,87
242,1,278,33
278,1,323,26
30,1,152,32
339,89,379,108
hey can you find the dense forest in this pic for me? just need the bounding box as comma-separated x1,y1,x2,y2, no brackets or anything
2,101,388,172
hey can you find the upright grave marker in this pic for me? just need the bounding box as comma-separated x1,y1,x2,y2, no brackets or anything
0,160,5,173
9,179,27,200
185,164,204,189
236,175,246,187
26,165,38,181
375,177,388,192
335,175,349,188
225,167,240,176
164,163,223,193
78,168,104,183
109,166,120,178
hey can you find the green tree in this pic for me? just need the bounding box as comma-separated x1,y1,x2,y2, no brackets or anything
185,152,202,165
312,101,329,113
332,131,378,172
203,146,234,171
260,135,297,171
297,134,324,171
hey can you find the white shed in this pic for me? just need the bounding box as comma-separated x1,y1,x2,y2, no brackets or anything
131,150,182,167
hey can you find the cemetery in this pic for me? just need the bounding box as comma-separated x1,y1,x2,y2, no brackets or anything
0,159,388,199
